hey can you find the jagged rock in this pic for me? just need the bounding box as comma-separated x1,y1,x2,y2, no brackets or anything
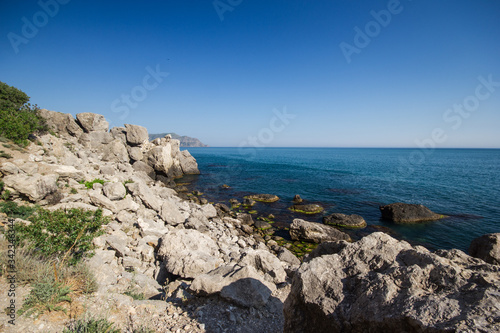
239,248,287,284
469,233,500,265
146,145,175,175
220,276,274,308
177,150,200,175
160,199,188,226
128,146,143,162
76,112,109,132
126,180,161,212
323,213,367,228
132,161,156,180
101,139,129,163
99,165,116,176
104,233,129,257
277,248,301,267
125,124,149,146
290,219,350,243
78,131,113,149
39,109,83,137
103,182,126,201
237,213,254,226
115,196,140,213
379,202,445,223
3,173,59,201
157,229,224,279
0,162,21,175
284,232,500,333
110,126,127,142
191,265,276,308
88,190,117,212
201,204,218,219
292,194,303,203
52,165,85,180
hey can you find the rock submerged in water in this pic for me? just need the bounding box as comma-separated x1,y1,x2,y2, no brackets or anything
289,204,324,214
469,233,500,265
245,194,280,203
284,232,500,333
289,219,350,243
379,202,445,223
323,213,366,228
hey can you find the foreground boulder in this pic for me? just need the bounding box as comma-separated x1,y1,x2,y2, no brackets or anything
379,202,444,223
3,173,59,201
323,213,366,228
157,229,223,279
290,219,350,243
469,233,500,265
284,232,500,333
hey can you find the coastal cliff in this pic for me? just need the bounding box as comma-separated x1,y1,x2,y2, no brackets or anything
0,110,498,332
149,132,208,147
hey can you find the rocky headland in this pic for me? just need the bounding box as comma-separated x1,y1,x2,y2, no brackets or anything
0,110,499,332
149,133,208,148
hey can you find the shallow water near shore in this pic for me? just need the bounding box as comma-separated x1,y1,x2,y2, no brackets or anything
180,147,500,252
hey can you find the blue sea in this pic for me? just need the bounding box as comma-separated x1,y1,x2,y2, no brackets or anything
179,148,500,252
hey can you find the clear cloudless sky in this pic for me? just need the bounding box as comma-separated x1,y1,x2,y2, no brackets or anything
1,0,499,147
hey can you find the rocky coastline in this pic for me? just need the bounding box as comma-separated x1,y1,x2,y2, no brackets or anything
0,110,499,332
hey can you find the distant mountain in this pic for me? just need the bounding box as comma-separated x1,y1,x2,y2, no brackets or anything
149,133,208,147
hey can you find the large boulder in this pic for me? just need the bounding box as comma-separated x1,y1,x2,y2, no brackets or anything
125,179,161,212
101,139,129,163
323,213,366,228
289,204,324,214
157,229,223,279
379,202,444,223
469,233,500,265
190,265,276,308
76,112,109,132
146,145,174,175
132,161,156,180
245,194,279,203
124,124,149,146
38,109,83,137
290,219,350,243
160,199,189,226
103,182,126,201
3,173,59,201
284,232,500,333
110,126,127,143
177,150,200,175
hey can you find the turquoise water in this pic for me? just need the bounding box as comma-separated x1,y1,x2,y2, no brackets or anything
181,148,500,252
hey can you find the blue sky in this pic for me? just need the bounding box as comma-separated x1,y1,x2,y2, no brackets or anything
1,0,499,147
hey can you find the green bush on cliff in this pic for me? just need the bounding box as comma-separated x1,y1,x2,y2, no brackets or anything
15,207,110,265
0,81,47,146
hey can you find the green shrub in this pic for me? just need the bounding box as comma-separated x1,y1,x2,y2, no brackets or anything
63,317,121,333
0,81,47,146
79,179,106,189
15,208,109,264
0,201,37,219
0,180,3,193
18,278,72,318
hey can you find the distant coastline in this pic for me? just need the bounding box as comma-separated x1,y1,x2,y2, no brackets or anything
149,132,208,147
